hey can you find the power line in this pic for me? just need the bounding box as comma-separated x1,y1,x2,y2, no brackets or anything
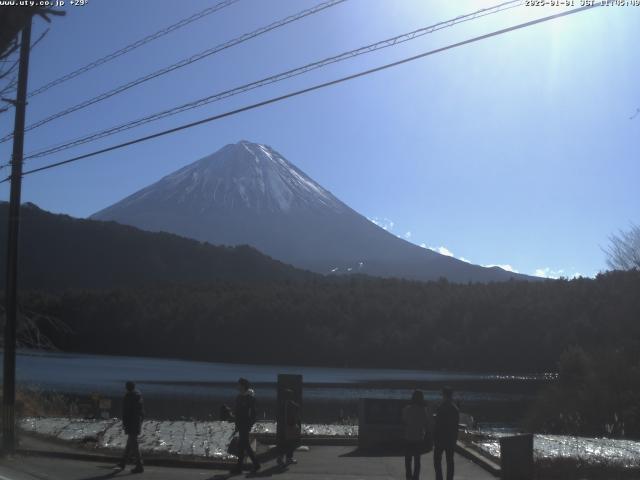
0,4,600,184
27,0,241,98
0,0,347,144
20,0,523,162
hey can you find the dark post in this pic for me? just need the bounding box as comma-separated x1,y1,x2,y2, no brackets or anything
499,433,534,480
3,17,32,454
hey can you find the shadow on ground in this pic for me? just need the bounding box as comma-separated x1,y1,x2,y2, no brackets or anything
339,447,405,458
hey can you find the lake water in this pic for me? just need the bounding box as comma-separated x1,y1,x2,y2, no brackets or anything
10,350,550,423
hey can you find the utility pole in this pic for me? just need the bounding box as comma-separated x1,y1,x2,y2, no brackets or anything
2,16,32,454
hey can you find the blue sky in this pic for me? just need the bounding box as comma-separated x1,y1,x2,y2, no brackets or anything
0,0,638,278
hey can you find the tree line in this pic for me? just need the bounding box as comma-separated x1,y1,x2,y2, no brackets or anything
19,270,640,375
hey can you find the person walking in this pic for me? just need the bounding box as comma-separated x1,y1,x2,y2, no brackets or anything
230,377,261,474
277,388,301,467
433,387,459,480
402,390,432,480
117,381,145,474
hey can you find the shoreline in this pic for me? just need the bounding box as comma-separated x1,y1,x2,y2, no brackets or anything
13,350,546,425
20,387,533,426
137,377,549,392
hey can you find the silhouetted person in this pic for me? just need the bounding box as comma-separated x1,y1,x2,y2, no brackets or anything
402,390,432,480
117,381,144,474
230,377,261,474
433,387,459,480
277,388,301,467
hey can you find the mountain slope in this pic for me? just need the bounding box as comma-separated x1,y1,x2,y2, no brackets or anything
0,202,313,290
92,140,532,283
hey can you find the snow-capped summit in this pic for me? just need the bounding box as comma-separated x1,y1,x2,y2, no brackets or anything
92,141,530,282
111,141,345,215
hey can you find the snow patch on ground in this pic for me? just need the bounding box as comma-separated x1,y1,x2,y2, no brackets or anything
19,418,357,460
473,430,640,468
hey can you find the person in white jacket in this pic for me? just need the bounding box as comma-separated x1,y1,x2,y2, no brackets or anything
402,390,432,480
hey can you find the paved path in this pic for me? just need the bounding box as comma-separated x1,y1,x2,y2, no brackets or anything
0,445,495,480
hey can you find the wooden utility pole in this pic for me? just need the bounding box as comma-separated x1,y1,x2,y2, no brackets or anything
3,16,32,454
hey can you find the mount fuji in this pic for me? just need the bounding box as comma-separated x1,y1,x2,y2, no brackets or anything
91,140,530,283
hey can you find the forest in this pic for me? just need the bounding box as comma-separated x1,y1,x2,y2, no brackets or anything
19,269,640,374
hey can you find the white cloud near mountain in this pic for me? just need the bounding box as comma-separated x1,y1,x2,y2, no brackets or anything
369,217,394,231
484,264,519,273
534,267,585,279
422,245,468,263
370,218,591,279
428,245,454,257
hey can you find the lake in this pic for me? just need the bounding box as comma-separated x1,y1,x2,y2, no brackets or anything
10,350,551,424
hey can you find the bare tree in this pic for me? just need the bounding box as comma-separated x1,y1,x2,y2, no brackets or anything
605,224,640,271
0,305,72,350
0,6,63,114
0,6,63,56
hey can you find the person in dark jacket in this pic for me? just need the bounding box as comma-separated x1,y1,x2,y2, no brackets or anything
433,387,459,480
277,388,301,467
230,377,261,474
402,390,432,480
117,381,145,473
